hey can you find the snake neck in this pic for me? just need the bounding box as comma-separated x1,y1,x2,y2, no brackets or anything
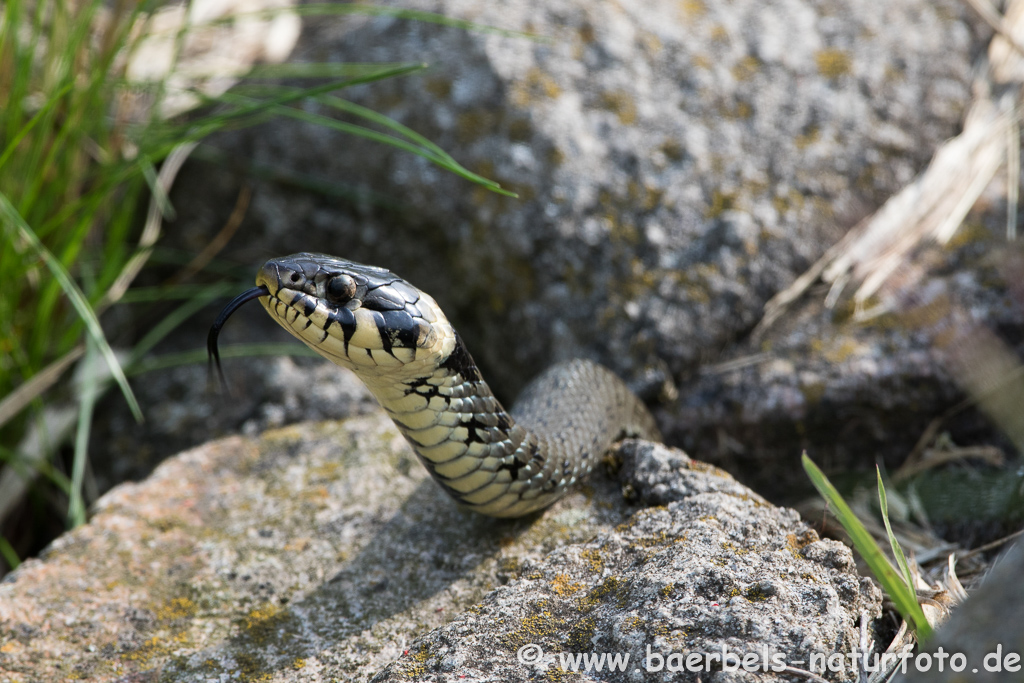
361,332,659,518
367,332,552,517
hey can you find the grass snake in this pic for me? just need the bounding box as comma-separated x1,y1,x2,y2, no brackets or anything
209,253,660,517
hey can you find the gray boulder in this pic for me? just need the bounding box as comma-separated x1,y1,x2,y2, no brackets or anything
0,423,879,681
174,0,980,394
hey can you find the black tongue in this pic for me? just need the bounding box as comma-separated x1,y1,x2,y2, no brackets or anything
207,285,269,391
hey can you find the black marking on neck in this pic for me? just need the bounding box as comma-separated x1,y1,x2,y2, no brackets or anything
404,375,445,400
380,309,419,348
440,332,483,383
463,414,493,444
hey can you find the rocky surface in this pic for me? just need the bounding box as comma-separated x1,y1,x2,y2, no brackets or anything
0,427,879,682
375,442,882,683
668,224,1024,497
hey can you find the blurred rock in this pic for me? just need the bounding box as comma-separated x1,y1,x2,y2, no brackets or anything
898,540,1024,682
124,0,300,120
173,0,983,396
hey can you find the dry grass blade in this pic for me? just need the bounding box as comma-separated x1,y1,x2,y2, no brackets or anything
959,527,1024,561
941,554,969,604
98,141,199,309
167,184,251,286
755,0,1024,334
757,94,1013,335
0,345,84,430
893,443,1006,483
964,0,1024,61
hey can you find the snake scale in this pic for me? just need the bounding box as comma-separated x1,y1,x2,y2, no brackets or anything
209,253,660,517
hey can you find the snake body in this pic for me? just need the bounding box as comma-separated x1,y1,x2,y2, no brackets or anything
210,253,659,517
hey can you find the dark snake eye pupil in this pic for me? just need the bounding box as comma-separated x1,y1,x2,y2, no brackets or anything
326,274,356,301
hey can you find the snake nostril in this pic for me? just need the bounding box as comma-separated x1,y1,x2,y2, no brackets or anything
289,272,302,284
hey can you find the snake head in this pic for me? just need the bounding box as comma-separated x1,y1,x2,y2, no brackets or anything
255,253,453,375
259,254,396,311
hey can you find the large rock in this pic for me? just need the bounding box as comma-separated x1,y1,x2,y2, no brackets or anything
0,421,880,681
172,0,981,395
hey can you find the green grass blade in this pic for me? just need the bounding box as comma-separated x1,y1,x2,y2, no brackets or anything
313,92,469,166
276,103,516,196
68,336,99,528
218,91,516,197
877,466,916,593
0,444,72,495
802,453,934,641
0,81,76,171
245,62,430,79
222,84,515,196
166,64,429,150
0,193,143,422
317,94,460,160
0,536,19,571
128,287,235,364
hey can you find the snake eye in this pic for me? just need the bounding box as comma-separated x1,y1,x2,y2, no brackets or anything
326,273,357,302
